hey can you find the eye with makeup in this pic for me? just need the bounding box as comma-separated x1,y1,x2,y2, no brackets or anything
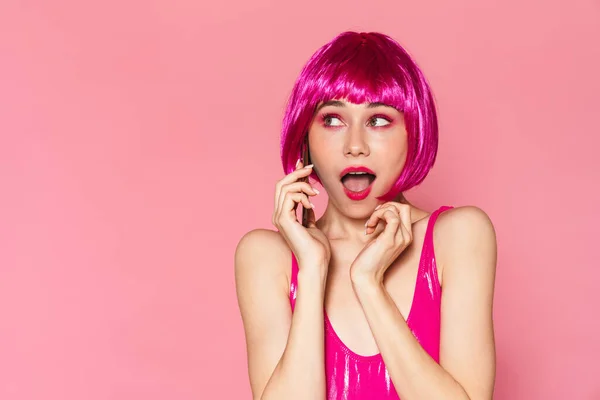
321,114,344,127
320,113,393,128
367,114,393,127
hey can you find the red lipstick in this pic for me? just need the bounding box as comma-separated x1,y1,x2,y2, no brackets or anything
340,166,376,201
339,166,376,178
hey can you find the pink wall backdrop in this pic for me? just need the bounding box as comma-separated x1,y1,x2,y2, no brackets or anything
1,0,599,399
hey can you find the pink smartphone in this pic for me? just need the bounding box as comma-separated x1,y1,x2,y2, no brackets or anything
300,137,311,228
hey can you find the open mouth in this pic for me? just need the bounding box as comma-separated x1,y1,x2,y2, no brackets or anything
341,172,376,193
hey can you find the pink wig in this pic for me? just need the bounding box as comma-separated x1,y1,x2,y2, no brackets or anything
280,31,438,201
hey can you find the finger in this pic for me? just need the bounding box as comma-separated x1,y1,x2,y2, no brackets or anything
385,203,412,242
396,204,413,243
277,181,320,217
274,164,314,207
278,191,314,226
378,204,413,247
366,203,413,236
364,206,399,237
280,163,314,187
273,161,313,222
395,220,411,248
378,209,402,241
275,158,303,205
365,204,397,235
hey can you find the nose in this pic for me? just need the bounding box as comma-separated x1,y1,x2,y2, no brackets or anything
343,124,370,158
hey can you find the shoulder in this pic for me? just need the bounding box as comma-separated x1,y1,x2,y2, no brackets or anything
435,206,497,273
234,230,297,399
436,205,496,237
436,207,497,397
234,228,292,291
235,228,289,258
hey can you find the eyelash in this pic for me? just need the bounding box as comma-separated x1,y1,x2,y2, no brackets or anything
320,113,393,127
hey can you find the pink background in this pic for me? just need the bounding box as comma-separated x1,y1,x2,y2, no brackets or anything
1,0,599,399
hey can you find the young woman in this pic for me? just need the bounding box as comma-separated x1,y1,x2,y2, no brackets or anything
235,31,497,400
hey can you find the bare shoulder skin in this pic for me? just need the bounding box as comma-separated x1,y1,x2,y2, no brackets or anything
435,205,497,398
234,229,293,398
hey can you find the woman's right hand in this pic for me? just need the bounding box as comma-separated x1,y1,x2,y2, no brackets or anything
272,160,331,272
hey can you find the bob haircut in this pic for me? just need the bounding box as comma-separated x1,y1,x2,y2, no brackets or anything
280,31,438,201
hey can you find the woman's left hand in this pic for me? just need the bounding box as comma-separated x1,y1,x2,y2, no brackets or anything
350,202,414,285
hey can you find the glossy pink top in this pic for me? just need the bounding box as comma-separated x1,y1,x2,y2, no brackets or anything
289,205,453,399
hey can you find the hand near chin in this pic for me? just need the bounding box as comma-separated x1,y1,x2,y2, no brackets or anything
350,202,414,285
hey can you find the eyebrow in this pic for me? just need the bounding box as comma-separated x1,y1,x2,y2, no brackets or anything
315,100,395,112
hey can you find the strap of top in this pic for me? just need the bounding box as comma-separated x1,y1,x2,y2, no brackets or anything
290,251,299,311
421,205,454,295
425,206,454,244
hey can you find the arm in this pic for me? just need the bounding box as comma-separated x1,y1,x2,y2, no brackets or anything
352,206,497,399
235,229,327,400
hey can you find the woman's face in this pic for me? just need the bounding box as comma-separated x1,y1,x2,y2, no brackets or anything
308,99,408,217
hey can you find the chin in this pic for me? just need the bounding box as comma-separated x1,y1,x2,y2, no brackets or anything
336,193,378,218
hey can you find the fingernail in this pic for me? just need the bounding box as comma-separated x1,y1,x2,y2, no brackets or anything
304,164,314,169
313,187,320,194
375,204,381,210
296,158,301,168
